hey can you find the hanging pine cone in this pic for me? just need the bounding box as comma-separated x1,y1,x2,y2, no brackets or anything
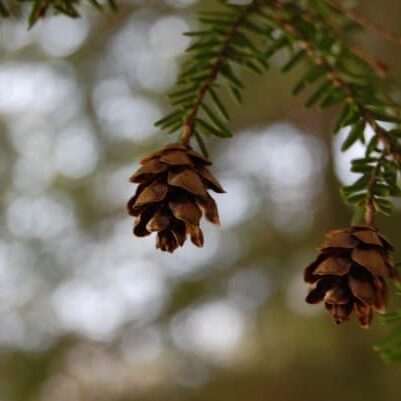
127,143,225,253
304,225,399,328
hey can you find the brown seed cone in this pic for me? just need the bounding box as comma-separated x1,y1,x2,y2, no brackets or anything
304,225,398,328
127,143,225,253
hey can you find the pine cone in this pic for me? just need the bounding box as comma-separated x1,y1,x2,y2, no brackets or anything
127,143,225,253
304,225,398,328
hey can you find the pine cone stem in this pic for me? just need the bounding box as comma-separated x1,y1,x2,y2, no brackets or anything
181,125,192,146
364,204,375,226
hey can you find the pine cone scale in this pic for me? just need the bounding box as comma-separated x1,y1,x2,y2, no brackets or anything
324,285,351,305
172,222,186,246
160,151,193,166
351,248,388,277
187,224,204,247
348,275,376,305
314,255,351,276
129,159,168,183
134,181,168,207
146,209,171,232
321,230,358,249
198,166,226,193
306,277,335,304
351,229,383,246
169,200,202,226
168,169,208,197
372,277,388,313
326,303,353,325
197,194,220,225
134,206,157,237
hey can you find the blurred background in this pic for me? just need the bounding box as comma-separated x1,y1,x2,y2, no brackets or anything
1,0,401,400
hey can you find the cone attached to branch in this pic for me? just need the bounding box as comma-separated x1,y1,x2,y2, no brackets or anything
304,225,398,328
127,143,225,253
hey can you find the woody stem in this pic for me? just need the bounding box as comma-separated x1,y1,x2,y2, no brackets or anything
326,0,401,47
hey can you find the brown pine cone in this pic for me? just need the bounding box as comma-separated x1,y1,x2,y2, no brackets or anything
127,143,225,253
304,225,398,328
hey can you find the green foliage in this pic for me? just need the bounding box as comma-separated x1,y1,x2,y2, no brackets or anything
156,1,270,150
0,0,117,27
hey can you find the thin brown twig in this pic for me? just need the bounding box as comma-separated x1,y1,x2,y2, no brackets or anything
181,2,259,145
299,2,389,77
347,43,389,78
326,0,401,47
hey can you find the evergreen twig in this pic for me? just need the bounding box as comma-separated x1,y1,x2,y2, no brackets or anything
181,1,259,145
326,0,401,47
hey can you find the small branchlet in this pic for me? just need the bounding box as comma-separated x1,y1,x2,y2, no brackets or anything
0,0,117,27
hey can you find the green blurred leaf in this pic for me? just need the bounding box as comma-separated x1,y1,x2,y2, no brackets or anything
194,131,209,158
341,120,365,151
209,88,230,120
305,80,331,108
282,49,306,73
201,103,230,135
196,118,232,138
0,0,9,16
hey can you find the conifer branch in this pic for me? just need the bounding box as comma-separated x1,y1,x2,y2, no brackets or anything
263,0,401,222
181,1,259,145
0,0,117,26
294,1,389,77
156,0,269,153
347,44,389,78
326,0,401,47
270,2,400,158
